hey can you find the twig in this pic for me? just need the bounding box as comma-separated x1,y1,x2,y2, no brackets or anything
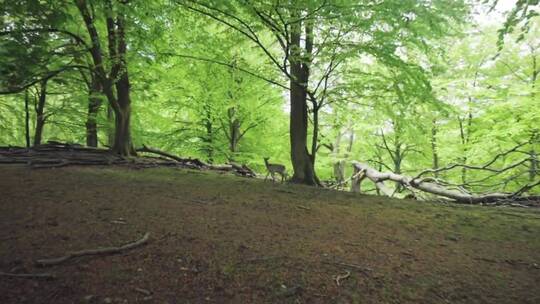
323,260,372,275
35,232,150,266
133,287,152,296
0,271,55,280
296,205,311,211
335,270,350,286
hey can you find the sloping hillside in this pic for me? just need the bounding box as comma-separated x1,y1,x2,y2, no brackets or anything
0,166,539,304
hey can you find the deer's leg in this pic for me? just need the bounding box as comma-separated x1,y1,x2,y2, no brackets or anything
265,171,270,181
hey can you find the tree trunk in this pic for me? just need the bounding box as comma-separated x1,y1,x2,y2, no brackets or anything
107,104,114,147
112,75,135,156
431,119,439,177
346,129,354,156
531,149,538,181
86,76,101,147
228,107,240,153
310,105,319,165
459,105,473,184
203,104,214,163
76,0,134,156
333,160,345,185
334,130,342,155
288,10,318,185
24,89,30,148
33,80,47,146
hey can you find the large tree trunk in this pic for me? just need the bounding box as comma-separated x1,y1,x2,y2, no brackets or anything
289,69,317,184
33,80,47,146
85,76,101,147
288,9,318,185
110,13,135,156
112,74,134,156
76,0,135,156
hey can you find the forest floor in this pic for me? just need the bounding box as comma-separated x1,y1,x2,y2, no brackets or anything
0,165,539,304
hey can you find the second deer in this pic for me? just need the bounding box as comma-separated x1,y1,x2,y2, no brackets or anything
263,157,287,183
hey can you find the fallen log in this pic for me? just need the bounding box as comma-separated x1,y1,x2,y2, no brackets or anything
136,145,208,168
36,232,150,266
137,144,256,177
351,161,540,204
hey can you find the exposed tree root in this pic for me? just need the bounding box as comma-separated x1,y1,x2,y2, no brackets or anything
36,232,150,267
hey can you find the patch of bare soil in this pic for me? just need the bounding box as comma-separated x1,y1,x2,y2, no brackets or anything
0,166,539,303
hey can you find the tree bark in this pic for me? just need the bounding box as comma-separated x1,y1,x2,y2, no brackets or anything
33,80,47,146
310,105,319,165
24,89,30,148
75,0,135,156
107,104,114,147
203,103,214,163
85,74,102,147
333,160,345,185
531,149,538,181
227,107,240,153
431,119,439,177
111,103,133,156
288,9,318,185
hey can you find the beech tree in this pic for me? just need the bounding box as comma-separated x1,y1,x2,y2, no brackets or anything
180,0,467,185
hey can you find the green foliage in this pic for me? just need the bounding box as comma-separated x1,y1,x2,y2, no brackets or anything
0,1,538,193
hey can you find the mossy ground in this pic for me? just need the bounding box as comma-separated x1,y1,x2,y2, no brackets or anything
0,166,539,303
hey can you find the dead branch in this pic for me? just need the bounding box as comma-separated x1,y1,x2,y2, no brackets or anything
136,144,207,168
137,145,256,176
35,232,150,266
0,271,55,280
414,142,531,180
322,260,372,275
335,270,351,286
133,287,152,296
352,161,540,204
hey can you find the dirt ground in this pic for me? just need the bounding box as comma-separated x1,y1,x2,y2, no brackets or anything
0,165,539,304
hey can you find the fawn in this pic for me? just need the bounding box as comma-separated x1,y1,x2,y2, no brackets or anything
263,157,287,183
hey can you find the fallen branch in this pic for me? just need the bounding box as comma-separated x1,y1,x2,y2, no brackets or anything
414,142,531,180
36,232,150,266
352,161,540,204
322,260,372,275
137,144,256,177
335,270,351,286
137,144,206,167
0,271,55,280
133,287,152,296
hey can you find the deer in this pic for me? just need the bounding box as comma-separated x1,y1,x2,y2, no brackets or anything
263,157,287,183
